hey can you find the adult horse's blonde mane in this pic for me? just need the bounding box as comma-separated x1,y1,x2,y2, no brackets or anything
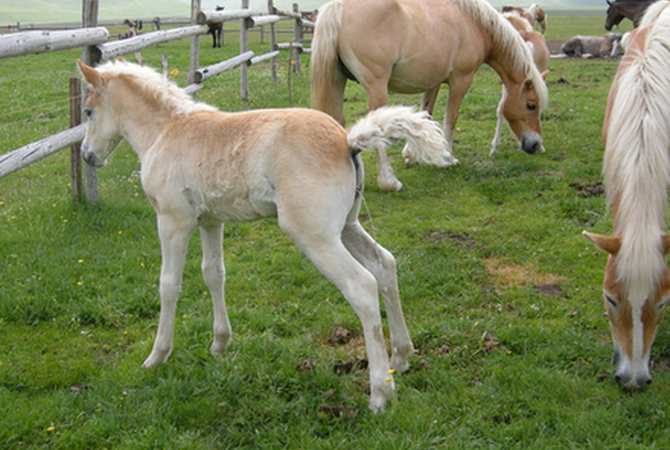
451,0,548,110
95,60,216,117
604,0,670,297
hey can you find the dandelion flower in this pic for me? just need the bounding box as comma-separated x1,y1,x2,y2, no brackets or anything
170,69,179,77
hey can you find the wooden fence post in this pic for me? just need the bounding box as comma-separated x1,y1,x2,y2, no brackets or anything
268,0,277,82
70,78,83,203
187,0,201,97
240,0,250,100
81,0,99,204
292,3,302,75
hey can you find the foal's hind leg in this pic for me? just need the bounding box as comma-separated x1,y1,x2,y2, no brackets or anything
200,225,232,357
143,215,196,368
281,219,393,412
342,221,414,372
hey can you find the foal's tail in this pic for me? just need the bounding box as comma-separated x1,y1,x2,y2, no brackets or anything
311,0,344,119
347,106,458,168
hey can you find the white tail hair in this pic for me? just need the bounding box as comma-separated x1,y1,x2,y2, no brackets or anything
347,106,458,167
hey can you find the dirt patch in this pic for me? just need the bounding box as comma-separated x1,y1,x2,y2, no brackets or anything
424,231,477,249
534,283,563,296
317,403,359,421
570,181,604,197
485,258,564,288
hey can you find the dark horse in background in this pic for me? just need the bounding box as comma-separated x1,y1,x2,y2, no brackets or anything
207,6,225,48
605,0,657,29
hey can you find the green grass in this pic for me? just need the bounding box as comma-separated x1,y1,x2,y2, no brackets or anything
2,15,669,449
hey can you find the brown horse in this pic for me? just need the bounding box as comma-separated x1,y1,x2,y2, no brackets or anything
311,0,549,191
492,13,550,154
585,0,670,390
605,0,656,30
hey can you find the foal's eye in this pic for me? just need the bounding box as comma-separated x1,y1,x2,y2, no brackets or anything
526,103,537,112
84,108,93,118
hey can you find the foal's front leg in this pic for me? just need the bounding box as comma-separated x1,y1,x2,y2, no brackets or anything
200,224,231,357
143,215,195,369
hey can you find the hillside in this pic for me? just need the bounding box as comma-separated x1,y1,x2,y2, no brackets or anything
0,0,608,25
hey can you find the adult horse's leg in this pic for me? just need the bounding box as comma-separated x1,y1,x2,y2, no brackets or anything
442,74,476,151
341,220,413,372
490,86,508,155
143,215,196,368
200,224,232,357
366,80,404,192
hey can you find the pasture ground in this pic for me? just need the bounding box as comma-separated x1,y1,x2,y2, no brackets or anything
2,15,664,450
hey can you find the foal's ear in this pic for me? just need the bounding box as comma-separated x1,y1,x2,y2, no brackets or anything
583,231,621,255
541,70,549,80
77,59,102,88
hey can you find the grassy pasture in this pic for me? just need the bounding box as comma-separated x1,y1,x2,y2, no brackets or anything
1,15,665,449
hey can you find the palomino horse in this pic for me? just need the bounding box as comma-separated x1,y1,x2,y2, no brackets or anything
584,0,670,390
491,13,550,155
502,4,548,34
560,33,623,57
75,59,450,412
311,0,549,192
605,0,656,30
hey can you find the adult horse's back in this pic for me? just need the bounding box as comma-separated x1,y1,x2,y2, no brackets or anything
585,0,670,390
312,0,548,191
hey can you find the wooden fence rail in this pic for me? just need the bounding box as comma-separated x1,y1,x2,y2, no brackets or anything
0,27,109,59
0,0,312,205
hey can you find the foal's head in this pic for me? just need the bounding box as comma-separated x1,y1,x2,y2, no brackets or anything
585,232,670,390
78,59,124,167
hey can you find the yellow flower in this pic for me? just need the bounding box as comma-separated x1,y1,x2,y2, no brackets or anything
78,259,84,264
388,369,395,375
170,69,179,77
385,378,392,383
46,426,55,432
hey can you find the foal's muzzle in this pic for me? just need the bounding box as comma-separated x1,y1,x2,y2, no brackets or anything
81,143,105,168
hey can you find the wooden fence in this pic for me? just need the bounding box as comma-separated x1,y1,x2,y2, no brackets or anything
0,0,314,204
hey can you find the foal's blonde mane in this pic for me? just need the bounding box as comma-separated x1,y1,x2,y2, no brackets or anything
451,0,548,110
96,60,217,117
604,0,670,297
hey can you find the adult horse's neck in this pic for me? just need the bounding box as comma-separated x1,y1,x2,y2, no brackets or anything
486,46,527,90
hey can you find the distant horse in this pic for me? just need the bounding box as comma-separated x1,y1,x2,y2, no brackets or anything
74,59,453,412
207,6,224,48
492,13,550,155
584,0,670,390
561,33,623,57
311,0,549,192
502,3,548,34
605,0,657,30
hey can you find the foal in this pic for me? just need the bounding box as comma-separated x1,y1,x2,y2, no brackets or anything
77,59,448,412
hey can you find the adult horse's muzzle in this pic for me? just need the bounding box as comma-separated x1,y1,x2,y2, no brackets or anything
520,132,544,155
612,347,653,390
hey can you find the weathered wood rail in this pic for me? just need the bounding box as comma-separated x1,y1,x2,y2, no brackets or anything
0,0,313,205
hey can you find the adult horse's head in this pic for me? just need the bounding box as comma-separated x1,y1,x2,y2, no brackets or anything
500,70,549,154
77,59,124,168
584,232,670,390
605,0,626,30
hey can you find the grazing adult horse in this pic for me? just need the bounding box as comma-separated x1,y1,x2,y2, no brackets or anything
560,33,623,57
311,0,549,192
76,59,448,412
605,0,656,30
502,3,548,34
206,6,224,48
584,0,670,390
492,13,550,155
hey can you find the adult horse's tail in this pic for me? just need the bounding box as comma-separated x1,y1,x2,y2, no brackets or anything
347,106,456,167
311,0,346,124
